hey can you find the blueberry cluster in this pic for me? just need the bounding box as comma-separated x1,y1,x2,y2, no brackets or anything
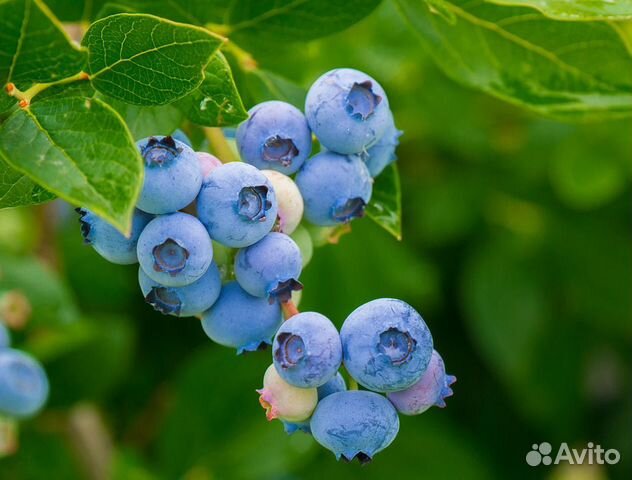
258,299,455,463
75,68,453,463
0,323,49,419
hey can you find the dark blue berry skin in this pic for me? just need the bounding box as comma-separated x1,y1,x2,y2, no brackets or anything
295,152,372,226
136,136,202,214
341,298,433,392
196,163,278,248
0,349,49,418
317,372,347,399
305,68,390,154
237,101,312,175
138,262,221,317
77,208,152,264
310,391,399,463
273,312,342,388
201,282,282,354
137,212,213,287
234,232,303,303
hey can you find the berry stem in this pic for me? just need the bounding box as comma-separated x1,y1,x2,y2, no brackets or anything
348,378,359,391
281,300,299,320
204,128,238,163
5,71,90,108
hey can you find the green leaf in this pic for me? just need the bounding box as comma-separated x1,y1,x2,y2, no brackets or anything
223,0,383,48
241,68,306,109
44,0,109,21
82,13,224,105
366,163,402,240
0,0,86,107
488,0,632,21
0,96,142,233
0,155,55,208
395,0,632,120
176,52,247,127
101,0,382,47
105,96,185,139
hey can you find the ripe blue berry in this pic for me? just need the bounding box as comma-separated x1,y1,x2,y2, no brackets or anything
0,323,10,349
258,364,317,423
273,312,342,388
197,163,278,248
77,208,152,264
0,349,49,418
237,101,312,175
387,349,456,414
310,391,399,463
137,212,213,287
281,419,311,435
295,152,372,226
262,170,304,234
136,136,202,214
234,232,303,303
341,298,433,392
201,282,282,354
305,68,390,154
362,112,403,177
138,262,221,317
317,372,347,399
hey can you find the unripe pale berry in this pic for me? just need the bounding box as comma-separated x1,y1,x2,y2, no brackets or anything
257,364,317,422
261,170,304,234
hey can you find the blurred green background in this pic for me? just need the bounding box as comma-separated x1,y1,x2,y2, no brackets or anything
1,1,631,479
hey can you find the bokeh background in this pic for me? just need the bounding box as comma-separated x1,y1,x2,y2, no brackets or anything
1,1,631,479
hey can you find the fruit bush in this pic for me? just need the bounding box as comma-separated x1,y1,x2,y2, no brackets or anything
0,0,631,479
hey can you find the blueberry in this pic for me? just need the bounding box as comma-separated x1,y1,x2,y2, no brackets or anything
310,391,399,463
341,299,433,392
138,262,221,317
281,419,311,435
234,232,303,303
295,152,372,226
136,136,202,214
201,282,282,354
197,152,223,182
387,349,456,414
77,208,152,264
197,163,278,248
362,112,403,177
137,212,213,287
305,68,390,154
317,372,347,399
261,170,304,234
237,101,312,175
257,364,317,422
273,312,342,388
0,323,10,349
0,349,49,418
